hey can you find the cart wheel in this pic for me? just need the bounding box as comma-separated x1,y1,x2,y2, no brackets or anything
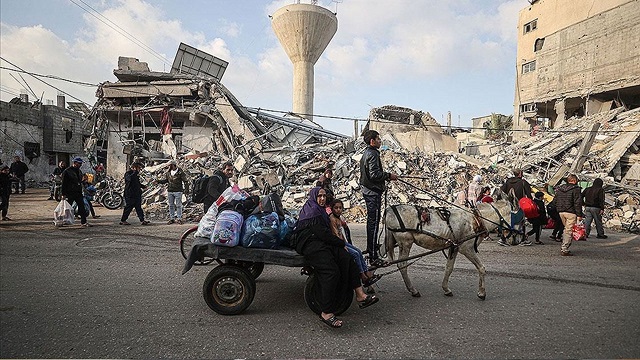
203,265,256,315
179,226,214,265
304,272,353,315
225,260,265,280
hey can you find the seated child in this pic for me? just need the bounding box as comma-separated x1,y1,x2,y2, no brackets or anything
329,199,380,287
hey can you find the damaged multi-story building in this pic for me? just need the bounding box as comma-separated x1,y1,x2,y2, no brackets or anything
88,43,351,180
513,0,640,137
0,94,90,183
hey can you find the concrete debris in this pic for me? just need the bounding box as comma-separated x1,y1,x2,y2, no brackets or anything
86,55,638,233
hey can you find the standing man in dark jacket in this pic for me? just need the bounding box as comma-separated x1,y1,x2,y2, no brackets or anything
554,174,584,256
500,168,532,200
359,130,398,266
158,160,190,224
582,178,607,239
9,156,29,194
120,162,150,225
61,157,91,227
1,165,14,220
499,168,533,246
203,161,233,213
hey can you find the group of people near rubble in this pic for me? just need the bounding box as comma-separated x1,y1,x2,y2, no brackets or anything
459,167,608,257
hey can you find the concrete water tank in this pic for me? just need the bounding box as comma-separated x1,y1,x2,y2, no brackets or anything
271,3,337,121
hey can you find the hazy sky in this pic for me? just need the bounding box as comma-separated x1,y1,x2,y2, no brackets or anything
0,0,526,136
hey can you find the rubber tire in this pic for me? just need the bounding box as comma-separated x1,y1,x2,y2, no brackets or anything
225,260,265,280
179,226,214,265
101,193,123,210
203,265,256,315
304,272,353,316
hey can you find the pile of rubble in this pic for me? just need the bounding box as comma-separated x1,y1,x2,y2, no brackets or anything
136,109,639,233
85,52,638,232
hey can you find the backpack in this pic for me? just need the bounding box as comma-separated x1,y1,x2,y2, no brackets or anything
519,197,539,219
191,175,210,203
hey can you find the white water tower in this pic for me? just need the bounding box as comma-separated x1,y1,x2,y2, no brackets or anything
271,2,338,121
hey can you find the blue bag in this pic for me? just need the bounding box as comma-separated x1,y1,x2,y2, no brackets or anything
241,212,280,249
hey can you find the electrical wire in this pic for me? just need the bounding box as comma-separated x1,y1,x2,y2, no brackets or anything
68,0,171,67
1,59,638,134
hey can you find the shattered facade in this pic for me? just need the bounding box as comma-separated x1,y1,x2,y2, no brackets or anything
514,0,640,137
0,95,89,184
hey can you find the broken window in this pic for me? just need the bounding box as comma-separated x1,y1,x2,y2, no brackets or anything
61,117,74,143
522,60,536,74
520,103,536,112
523,19,537,34
534,38,545,52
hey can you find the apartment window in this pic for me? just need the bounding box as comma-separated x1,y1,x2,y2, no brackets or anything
522,60,536,74
534,38,545,52
520,103,536,112
523,19,537,34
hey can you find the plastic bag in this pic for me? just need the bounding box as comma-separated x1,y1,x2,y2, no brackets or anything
241,212,280,249
544,218,555,229
195,185,248,238
53,200,75,227
572,222,587,241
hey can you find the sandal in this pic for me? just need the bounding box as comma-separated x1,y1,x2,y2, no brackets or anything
319,315,343,328
363,274,382,287
358,294,379,309
369,259,390,268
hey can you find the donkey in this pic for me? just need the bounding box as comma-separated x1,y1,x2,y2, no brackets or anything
383,198,517,300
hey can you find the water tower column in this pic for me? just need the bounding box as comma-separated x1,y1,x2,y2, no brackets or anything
271,3,337,121
293,60,315,119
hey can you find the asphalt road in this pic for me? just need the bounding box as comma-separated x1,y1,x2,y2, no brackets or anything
1,189,639,359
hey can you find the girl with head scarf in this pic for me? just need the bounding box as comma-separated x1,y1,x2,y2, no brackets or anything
292,187,379,328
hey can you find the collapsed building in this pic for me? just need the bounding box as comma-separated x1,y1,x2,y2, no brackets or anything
85,44,639,233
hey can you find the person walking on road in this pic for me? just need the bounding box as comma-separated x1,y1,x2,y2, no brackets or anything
582,178,607,239
359,129,398,266
526,191,547,244
9,156,28,194
499,168,533,246
158,160,190,224
61,157,91,227
120,162,150,226
554,174,584,256
202,161,233,213
0,165,14,220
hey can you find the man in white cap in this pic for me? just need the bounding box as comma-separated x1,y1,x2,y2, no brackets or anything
158,160,190,224
61,157,92,227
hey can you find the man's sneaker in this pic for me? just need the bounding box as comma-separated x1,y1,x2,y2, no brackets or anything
561,251,573,256
141,220,150,225
519,240,533,246
119,221,131,225
497,239,509,246
47,196,53,200
82,223,93,227
596,235,608,239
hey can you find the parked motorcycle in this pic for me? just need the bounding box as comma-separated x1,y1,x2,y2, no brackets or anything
94,176,124,210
